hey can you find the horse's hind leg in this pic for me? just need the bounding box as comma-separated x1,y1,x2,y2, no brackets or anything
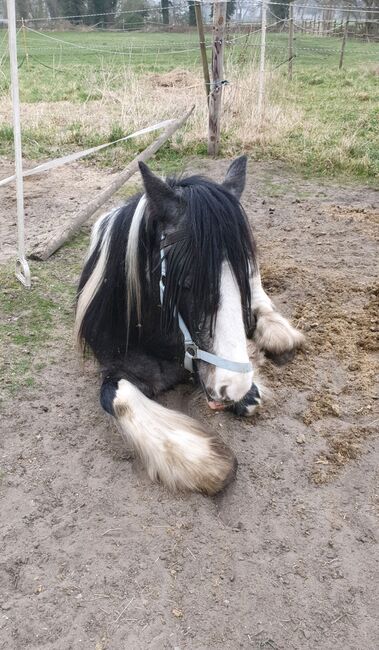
251,271,304,362
100,378,237,495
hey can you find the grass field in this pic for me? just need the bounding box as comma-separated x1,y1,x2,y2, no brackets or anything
0,28,378,179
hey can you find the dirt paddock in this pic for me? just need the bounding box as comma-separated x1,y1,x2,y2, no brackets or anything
0,159,378,649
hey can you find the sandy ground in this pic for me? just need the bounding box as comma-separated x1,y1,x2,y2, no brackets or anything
0,159,120,263
0,158,378,649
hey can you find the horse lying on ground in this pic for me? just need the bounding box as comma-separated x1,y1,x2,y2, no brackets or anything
75,156,304,495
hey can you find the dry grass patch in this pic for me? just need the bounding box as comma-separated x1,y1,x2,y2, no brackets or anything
0,65,302,159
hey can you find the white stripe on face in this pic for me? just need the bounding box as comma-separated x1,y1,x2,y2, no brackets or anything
208,262,253,403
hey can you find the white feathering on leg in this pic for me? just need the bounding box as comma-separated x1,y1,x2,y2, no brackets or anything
251,272,304,355
113,380,236,494
255,310,305,355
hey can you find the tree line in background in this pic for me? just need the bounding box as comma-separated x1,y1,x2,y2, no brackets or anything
7,0,237,26
2,1,378,29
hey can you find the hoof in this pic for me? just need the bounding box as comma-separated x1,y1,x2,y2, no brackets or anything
207,443,238,495
265,348,296,366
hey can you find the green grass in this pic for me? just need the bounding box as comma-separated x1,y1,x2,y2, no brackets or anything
0,29,378,180
1,29,377,101
0,30,205,102
268,66,379,179
0,238,84,398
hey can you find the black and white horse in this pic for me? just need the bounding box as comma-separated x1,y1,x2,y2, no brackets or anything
76,157,303,495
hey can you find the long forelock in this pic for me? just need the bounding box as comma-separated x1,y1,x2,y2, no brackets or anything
123,175,256,336
162,176,256,335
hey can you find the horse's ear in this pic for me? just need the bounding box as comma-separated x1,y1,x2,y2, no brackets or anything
138,161,180,224
222,155,247,200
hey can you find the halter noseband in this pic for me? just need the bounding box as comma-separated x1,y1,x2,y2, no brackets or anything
160,234,253,375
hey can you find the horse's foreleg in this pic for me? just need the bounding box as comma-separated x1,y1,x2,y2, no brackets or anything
101,351,187,400
250,271,304,361
100,378,237,495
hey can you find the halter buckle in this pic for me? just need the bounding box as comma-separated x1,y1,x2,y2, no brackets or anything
183,342,198,372
185,343,198,359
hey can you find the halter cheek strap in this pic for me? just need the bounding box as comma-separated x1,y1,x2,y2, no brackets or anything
177,313,253,374
160,236,253,375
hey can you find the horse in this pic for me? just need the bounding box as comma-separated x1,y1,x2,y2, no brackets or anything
75,156,304,495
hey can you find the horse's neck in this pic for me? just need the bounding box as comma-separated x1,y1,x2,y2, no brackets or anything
126,232,183,362
139,304,183,362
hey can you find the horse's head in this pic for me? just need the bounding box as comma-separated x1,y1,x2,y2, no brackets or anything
139,157,256,408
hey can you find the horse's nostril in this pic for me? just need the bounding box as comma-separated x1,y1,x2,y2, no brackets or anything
207,385,229,402
219,385,228,399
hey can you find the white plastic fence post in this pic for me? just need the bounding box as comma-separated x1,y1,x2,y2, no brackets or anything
6,0,31,287
257,0,267,124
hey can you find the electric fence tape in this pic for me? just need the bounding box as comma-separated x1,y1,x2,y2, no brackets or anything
0,119,174,188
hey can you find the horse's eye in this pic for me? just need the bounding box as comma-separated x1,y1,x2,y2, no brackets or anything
183,277,191,290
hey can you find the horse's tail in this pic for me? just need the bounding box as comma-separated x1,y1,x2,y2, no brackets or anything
101,378,237,495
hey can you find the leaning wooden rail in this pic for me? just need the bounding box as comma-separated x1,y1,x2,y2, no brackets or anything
30,105,195,261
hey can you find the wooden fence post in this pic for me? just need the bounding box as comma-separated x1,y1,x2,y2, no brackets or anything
208,0,227,156
21,19,30,69
288,3,294,80
195,1,211,105
339,14,349,70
